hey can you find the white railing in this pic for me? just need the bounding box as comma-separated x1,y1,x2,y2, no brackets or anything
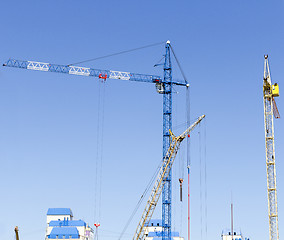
109,70,130,80
69,66,91,76
27,61,49,71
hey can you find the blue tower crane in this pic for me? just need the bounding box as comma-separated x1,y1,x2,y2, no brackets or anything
162,41,173,240
3,40,189,240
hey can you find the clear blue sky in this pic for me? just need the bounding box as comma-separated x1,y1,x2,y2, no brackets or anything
0,1,284,240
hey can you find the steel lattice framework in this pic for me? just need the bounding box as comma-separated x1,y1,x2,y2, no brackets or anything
263,56,279,240
4,59,162,82
133,115,205,240
3,41,189,240
162,41,173,240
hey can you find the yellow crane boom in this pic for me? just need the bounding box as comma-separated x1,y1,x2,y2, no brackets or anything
263,55,279,240
133,114,205,240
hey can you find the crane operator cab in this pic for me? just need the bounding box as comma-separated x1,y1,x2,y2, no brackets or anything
272,83,279,97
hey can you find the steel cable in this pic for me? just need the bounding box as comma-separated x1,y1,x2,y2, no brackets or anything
118,160,164,240
169,45,189,85
68,41,165,66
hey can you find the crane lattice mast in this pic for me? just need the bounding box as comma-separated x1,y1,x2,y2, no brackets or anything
162,41,173,240
263,55,279,240
3,41,189,240
133,115,205,240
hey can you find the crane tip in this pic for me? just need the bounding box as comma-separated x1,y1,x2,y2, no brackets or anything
264,55,268,59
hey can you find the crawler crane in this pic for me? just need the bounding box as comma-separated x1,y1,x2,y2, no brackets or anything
263,55,280,240
133,114,205,240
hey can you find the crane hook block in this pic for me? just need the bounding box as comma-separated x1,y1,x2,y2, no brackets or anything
99,74,107,80
179,178,183,202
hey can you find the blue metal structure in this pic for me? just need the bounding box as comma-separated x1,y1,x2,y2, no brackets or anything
49,220,87,227
3,59,162,83
162,41,172,240
147,219,181,239
47,208,73,216
48,227,80,239
3,41,188,240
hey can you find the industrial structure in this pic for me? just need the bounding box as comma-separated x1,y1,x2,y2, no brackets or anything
133,115,205,240
45,208,94,240
6,46,281,240
3,41,189,240
144,220,183,240
263,55,280,240
221,231,249,240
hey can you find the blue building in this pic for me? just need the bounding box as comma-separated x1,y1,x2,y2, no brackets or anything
144,219,184,240
45,208,94,240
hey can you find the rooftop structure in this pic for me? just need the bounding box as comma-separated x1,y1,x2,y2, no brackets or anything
45,208,93,240
221,230,250,240
144,219,184,240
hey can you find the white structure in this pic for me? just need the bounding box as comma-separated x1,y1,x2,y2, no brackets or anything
144,219,184,240
221,231,250,240
45,208,94,240
46,208,73,224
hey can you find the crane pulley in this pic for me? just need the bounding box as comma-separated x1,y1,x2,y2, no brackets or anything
179,178,184,202
133,115,205,240
263,55,280,240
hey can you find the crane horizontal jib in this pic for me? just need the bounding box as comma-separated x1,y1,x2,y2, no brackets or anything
3,43,189,240
3,59,186,86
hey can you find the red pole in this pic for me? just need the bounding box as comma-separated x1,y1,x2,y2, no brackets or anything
188,168,190,240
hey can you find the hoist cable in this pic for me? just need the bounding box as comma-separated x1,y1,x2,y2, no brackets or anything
95,228,99,240
204,119,208,240
68,41,165,66
186,87,191,166
94,81,102,223
172,117,201,133
118,160,163,240
98,81,106,221
94,80,106,240
180,194,183,236
199,127,203,240
186,86,191,240
118,161,162,240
